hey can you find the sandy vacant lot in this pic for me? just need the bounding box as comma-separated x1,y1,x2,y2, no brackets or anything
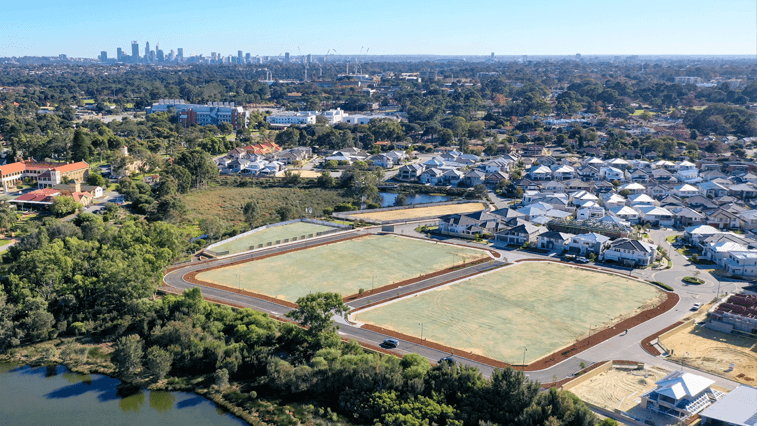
286,170,321,178
354,262,662,364
570,367,669,412
661,324,757,385
197,235,488,302
352,203,486,221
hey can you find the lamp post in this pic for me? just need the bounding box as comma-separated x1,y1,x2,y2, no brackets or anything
419,322,424,341
522,347,527,370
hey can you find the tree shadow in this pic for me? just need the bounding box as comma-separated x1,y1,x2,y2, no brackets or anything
176,395,207,409
44,375,120,402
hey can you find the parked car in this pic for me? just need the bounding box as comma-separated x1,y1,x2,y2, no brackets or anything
438,357,455,365
382,338,399,348
575,257,590,264
691,303,702,311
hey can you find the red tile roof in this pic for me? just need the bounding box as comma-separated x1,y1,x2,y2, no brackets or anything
13,188,60,203
53,161,89,173
0,162,26,176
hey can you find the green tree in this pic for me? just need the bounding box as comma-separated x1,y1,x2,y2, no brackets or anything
394,193,407,207
147,195,187,223
286,292,348,336
145,346,173,381
71,129,93,162
317,171,335,188
242,201,259,226
174,149,219,189
51,196,82,217
163,165,192,193
199,217,224,241
276,205,297,221
86,171,107,187
112,334,144,381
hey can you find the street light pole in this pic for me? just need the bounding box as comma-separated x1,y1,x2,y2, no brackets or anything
522,347,527,370
419,322,424,341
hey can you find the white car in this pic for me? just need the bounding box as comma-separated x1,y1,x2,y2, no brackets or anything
691,303,702,311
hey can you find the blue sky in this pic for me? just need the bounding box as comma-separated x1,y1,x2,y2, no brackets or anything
0,0,754,57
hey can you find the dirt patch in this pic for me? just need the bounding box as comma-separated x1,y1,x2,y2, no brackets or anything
352,203,486,221
570,367,671,412
661,323,757,385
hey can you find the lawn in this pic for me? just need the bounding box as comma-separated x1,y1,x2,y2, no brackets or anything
209,221,337,255
351,203,486,222
354,262,662,364
195,234,489,302
182,186,353,225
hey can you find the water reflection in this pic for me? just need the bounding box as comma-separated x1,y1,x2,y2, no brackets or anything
149,391,176,412
119,390,145,413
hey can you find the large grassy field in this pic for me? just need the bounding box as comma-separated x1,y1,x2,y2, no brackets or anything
182,186,353,225
195,235,489,302
351,203,486,222
210,222,337,255
354,262,662,364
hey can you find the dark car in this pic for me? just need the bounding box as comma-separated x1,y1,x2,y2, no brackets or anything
438,357,455,365
383,338,399,348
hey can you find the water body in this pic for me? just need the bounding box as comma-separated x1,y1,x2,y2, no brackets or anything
0,363,246,426
379,192,451,207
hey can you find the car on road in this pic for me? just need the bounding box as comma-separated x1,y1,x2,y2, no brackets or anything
691,303,702,311
438,357,455,365
382,338,399,348
575,257,590,264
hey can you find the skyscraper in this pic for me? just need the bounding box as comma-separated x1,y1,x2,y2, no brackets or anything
145,41,150,59
117,47,123,61
131,41,139,62
156,45,164,62
284,52,290,63
306,54,312,64
100,51,108,61
177,48,183,61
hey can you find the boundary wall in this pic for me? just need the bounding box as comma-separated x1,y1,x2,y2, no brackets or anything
334,200,488,224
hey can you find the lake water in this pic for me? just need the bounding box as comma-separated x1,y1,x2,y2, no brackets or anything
0,363,246,426
379,192,451,207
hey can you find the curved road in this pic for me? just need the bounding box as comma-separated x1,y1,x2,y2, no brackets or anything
164,227,748,389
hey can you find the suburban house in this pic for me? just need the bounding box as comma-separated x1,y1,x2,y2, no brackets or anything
463,170,485,187
684,224,721,245
529,165,552,181
699,385,757,426
419,168,444,185
601,238,657,266
537,231,574,252
567,233,610,256
636,205,675,227
722,250,757,278
397,164,424,181
669,206,706,227
708,209,742,229
494,223,545,247
640,371,724,421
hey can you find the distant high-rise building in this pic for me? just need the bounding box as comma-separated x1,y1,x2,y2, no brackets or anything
156,45,164,62
100,51,108,61
145,41,150,59
576,53,582,60
306,54,312,64
131,41,139,61
284,52,290,63
117,47,123,61
245,52,251,63
177,48,184,61
238,50,243,59
168,49,175,61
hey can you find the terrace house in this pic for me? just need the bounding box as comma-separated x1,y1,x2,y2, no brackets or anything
529,165,552,181
537,231,574,252
552,165,575,180
397,164,424,181
723,251,757,278
708,208,742,230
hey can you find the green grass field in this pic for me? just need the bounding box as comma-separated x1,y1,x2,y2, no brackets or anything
196,235,489,302
354,262,661,364
211,222,337,254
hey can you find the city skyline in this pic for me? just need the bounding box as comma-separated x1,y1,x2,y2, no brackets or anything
1,0,755,58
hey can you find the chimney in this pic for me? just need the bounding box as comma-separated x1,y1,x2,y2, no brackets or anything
70,181,81,193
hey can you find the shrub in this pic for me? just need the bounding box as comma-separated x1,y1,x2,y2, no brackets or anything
649,281,674,291
322,208,333,216
683,276,705,285
333,203,356,212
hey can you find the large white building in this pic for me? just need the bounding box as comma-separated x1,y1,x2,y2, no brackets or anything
266,111,317,126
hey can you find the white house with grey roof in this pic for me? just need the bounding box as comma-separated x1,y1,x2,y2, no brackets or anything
601,238,657,266
641,371,724,421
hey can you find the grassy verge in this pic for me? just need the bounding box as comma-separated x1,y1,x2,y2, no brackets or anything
683,276,705,285
649,281,674,291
